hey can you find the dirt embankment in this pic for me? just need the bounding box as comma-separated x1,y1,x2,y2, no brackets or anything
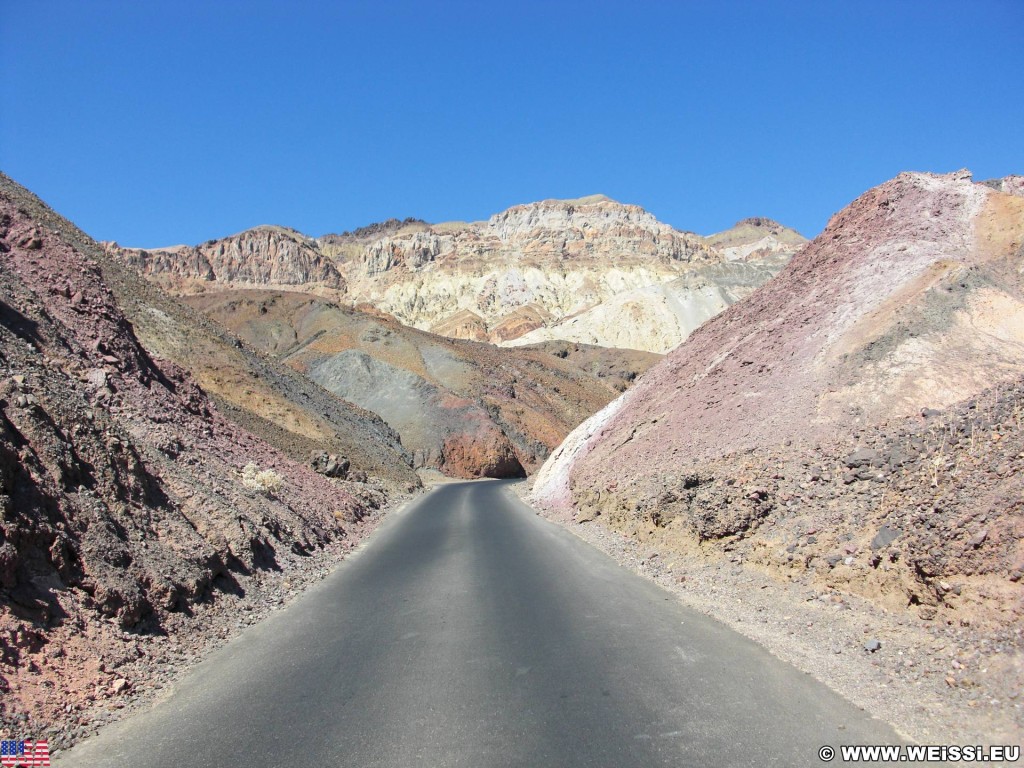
571,378,1024,632
522,379,1024,742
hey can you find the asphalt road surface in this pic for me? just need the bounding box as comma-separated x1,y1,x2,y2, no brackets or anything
60,480,902,767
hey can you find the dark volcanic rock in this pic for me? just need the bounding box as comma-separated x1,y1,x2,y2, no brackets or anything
310,451,350,479
871,525,901,551
845,449,882,469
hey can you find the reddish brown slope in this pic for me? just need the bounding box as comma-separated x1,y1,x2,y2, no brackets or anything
185,290,659,478
94,240,417,486
540,171,1024,483
0,175,393,745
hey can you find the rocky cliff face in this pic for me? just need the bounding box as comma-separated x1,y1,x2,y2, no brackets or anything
334,195,724,345
505,258,788,353
108,196,806,352
532,171,1024,634
0,175,406,745
497,216,802,352
109,225,346,296
486,194,708,261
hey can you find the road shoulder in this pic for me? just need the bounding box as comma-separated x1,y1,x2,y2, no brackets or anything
506,481,1022,745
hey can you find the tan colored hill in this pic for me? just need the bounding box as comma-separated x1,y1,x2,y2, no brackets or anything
333,195,718,343
705,216,810,261
93,244,417,487
108,197,806,352
109,225,346,298
184,290,660,478
503,217,803,352
534,170,1024,630
0,174,414,746
503,258,788,353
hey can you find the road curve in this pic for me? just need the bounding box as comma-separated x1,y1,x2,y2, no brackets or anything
60,480,901,767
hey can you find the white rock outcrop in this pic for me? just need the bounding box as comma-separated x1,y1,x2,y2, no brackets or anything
109,197,807,353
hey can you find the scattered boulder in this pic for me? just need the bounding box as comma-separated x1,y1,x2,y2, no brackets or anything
844,448,881,469
86,368,108,390
966,529,988,549
310,451,350,479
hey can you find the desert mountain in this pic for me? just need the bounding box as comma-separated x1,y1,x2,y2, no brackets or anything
107,198,806,352
503,217,800,352
335,194,717,343
0,174,412,743
705,216,810,261
92,242,417,487
504,257,787,353
184,290,660,478
533,170,1024,630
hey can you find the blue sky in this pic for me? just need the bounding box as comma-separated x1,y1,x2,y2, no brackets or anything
2,1,1021,247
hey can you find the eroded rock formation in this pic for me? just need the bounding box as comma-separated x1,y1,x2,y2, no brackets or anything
108,196,806,352
185,290,661,478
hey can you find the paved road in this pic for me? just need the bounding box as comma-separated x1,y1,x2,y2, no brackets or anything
60,480,901,767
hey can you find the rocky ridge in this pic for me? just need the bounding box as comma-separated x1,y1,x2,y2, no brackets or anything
706,216,810,261
505,258,788,353
109,225,346,298
0,175,408,747
108,197,806,352
94,246,418,486
322,197,806,350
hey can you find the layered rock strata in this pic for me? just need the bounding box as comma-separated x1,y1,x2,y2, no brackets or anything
109,198,806,352
186,290,660,478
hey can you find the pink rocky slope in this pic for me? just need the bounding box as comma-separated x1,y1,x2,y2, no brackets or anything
0,174,386,747
537,170,1024,499
534,170,1024,626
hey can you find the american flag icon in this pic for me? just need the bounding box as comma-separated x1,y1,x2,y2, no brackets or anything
0,740,50,767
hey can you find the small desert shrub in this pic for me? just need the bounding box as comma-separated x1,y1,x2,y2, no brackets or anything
241,462,284,496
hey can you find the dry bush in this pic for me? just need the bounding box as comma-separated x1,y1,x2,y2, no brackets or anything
241,462,284,496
